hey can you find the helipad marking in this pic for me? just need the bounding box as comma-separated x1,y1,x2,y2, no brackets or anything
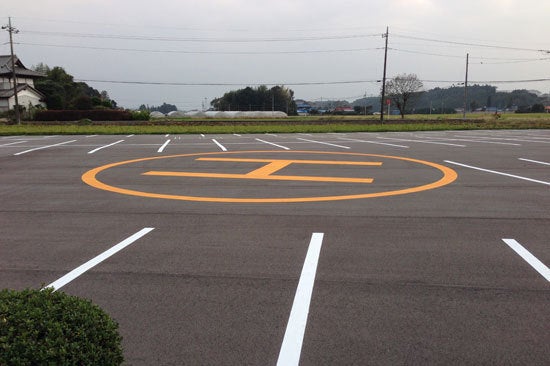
144,158,381,183
82,151,458,203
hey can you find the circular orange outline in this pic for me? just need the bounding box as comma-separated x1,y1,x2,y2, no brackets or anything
82,150,457,203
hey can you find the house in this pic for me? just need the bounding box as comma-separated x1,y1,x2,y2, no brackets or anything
545,106,550,113
0,55,46,112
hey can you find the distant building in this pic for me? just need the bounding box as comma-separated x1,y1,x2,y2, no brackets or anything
0,55,46,112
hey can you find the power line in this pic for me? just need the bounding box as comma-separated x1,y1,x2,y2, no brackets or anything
15,42,383,55
20,30,382,43
76,79,383,86
392,33,550,53
388,47,550,64
77,77,550,87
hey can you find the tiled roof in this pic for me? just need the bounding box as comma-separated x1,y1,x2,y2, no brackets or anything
0,55,45,78
0,84,45,99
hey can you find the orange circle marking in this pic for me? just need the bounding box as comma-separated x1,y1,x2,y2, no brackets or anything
82,150,457,203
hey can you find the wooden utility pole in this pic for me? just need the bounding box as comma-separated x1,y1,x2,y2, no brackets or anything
463,53,469,119
380,27,389,122
2,17,20,124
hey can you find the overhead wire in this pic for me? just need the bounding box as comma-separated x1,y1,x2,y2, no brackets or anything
19,30,382,43
15,42,383,55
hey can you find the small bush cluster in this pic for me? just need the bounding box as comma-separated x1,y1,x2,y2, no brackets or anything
34,109,132,121
130,110,151,121
0,288,123,365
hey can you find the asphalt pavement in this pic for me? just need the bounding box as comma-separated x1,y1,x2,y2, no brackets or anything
1,130,548,365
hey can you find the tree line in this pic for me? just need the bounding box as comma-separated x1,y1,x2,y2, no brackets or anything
210,85,297,115
33,64,116,110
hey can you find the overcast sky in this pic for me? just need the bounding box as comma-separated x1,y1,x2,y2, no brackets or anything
2,0,549,110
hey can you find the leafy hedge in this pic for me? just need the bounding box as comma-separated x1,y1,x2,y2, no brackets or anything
34,109,132,121
0,288,123,365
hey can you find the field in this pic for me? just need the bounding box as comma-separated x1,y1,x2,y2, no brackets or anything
0,113,548,135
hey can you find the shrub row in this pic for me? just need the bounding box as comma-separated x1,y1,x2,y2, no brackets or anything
35,109,133,121
0,288,124,365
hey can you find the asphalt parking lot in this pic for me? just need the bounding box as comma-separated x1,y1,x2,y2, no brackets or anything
1,130,549,365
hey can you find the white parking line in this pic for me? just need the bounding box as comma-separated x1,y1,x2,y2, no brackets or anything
414,135,521,146
14,140,77,156
88,140,124,154
0,140,26,147
255,138,290,150
519,158,550,166
212,139,227,151
297,137,350,149
502,239,550,282
85,135,98,138
44,228,155,291
377,137,466,147
165,134,170,137
338,137,409,148
454,135,550,144
158,139,171,153
445,160,550,185
233,133,242,137
277,233,324,366
126,134,135,138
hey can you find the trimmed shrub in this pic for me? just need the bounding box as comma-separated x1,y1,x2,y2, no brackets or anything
0,288,123,365
34,109,132,121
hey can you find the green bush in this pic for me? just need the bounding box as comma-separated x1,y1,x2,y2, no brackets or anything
0,288,123,365
130,110,151,121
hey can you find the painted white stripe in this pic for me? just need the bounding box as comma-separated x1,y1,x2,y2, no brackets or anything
265,133,278,137
44,228,154,291
158,139,171,153
165,134,170,137
126,134,135,138
88,139,124,154
277,233,324,366
445,160,550,186
519,158,550,166
297,137,350,149
233,133,242,137
502,239,550,282
212,139,227,151
200,134,205,138
339,137,409,148
85,135,98,138
255,138,290,150
14,140,77,156
414,136,520,146
0,140,26,147
377,137,466,147
454,135,550,144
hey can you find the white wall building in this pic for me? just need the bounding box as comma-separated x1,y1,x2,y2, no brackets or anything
0,55,46,112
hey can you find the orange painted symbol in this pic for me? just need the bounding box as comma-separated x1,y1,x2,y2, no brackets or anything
82,151,458,203
143,158,382,183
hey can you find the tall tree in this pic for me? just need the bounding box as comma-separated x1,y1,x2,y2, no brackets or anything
385,74,424,118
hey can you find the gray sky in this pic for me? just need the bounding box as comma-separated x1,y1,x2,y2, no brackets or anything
2,0,549,110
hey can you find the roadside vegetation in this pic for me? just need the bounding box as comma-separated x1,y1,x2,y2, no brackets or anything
0,114,548,135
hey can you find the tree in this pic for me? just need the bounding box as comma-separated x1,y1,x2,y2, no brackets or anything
211,85,297,115
33,65,117,110
384,74,424,118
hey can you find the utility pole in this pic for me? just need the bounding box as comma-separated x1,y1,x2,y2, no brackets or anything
2,17,20,124
380,27,389,122
463,53,469,119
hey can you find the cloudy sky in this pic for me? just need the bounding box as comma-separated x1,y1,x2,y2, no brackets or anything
2,0,549,110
